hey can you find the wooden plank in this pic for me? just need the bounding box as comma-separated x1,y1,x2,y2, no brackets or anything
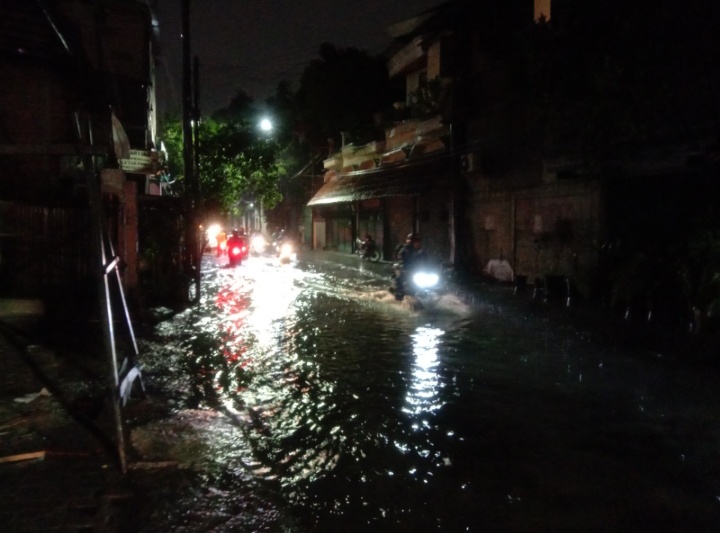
0,451,46,464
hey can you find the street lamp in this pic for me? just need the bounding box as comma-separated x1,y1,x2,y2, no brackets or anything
259,117,273,133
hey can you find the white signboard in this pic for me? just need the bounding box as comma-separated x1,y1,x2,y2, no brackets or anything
121,149,158,174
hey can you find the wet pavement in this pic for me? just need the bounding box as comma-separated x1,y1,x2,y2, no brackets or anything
2,248,720,532
0,317,130,531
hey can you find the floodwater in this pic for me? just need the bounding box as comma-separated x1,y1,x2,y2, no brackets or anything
135,252,720,532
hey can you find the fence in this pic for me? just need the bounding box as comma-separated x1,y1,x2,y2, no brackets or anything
0,201,95,297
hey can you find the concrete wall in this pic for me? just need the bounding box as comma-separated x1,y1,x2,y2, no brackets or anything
384,196,415,257
419,185,451,263
0,1,153,299
0,62,77,199
469,180,601,281
427,40,442,80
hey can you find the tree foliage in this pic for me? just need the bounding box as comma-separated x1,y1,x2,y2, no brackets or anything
158,42,402,225
158,93,284,217
295,42,401,150
201,121,283,210
528,0,720,162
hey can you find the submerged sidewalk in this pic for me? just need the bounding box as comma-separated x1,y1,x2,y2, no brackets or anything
0,310,181,532
0,315,126,530
304,246,720,363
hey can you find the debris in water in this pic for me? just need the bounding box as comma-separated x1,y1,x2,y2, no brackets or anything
13,387,51,403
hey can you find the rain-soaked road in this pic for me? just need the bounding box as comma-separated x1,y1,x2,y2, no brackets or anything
135,251,720,532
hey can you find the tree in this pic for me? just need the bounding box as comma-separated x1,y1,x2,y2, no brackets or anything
295,42,401,150
211,88,255,125
260,81,318,233
528,0,720,164
157,114,185,191
158,93,285,219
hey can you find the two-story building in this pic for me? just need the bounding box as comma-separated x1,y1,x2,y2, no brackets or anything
0,0,161,304
308,0,720,323
308,0,546,272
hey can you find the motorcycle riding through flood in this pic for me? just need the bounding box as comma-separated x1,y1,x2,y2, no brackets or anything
226,229,249,267
390,233,451,310
272,229,297,263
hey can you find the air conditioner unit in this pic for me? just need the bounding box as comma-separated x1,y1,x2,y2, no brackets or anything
460,153,476,172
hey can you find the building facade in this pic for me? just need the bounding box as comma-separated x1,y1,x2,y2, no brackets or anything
308,0,720,326
0,0,160,301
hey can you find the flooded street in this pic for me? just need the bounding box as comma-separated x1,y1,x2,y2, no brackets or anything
135,252,720,532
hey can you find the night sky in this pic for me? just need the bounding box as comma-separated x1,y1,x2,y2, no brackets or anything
153,0,445,116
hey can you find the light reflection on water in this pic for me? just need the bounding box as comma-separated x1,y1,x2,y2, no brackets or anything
405,326,444,417
145,255,720,532
200,258,467,529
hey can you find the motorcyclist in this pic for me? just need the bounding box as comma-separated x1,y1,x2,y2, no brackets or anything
361,234,376,258
394,233,427,300
394,233,412,260
226,229,248,263
272,228,287,251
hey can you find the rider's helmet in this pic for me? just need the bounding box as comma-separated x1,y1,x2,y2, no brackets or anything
232,229,239,238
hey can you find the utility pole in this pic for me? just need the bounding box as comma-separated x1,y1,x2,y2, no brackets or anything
193,56,201,188
447,14,470,271
192,55,202,297
182,0,200,301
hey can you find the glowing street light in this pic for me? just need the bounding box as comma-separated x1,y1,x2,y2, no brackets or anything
259,118,273,133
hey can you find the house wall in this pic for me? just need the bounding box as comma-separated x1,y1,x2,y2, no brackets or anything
534,0,551,21
427,40,442,80
403,39,442,105
419,184,451,263
60,0,149,81
0,63,76,144
406,72,422,99
122,180,138,287
0,62,77,200
357,199,384,251
469,179,601,282
385,196,415,256
468,189,514,268
0,1,154,298
0,1,153,187
313,205,353,252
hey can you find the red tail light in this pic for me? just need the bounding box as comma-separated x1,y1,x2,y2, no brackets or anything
231,247,241,256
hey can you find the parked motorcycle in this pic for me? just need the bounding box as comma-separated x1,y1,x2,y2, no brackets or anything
355,237,381,262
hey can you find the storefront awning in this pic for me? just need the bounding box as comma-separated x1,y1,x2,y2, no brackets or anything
307,155,449,206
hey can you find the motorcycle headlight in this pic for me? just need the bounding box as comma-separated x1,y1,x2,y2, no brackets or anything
251,235,266,252
280,243,293,255
413,272,439,289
